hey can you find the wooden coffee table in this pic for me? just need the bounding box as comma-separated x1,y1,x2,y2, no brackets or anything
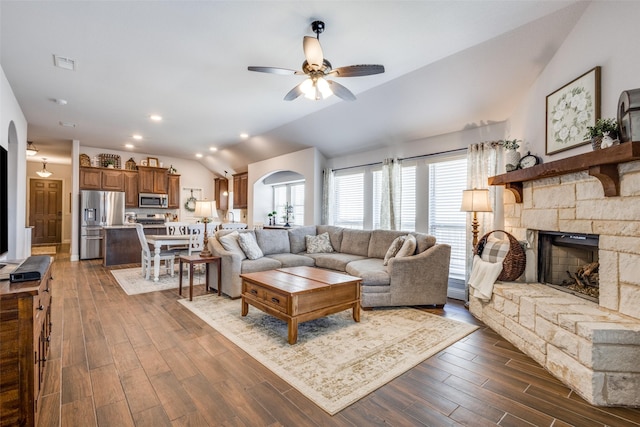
240,266,361,344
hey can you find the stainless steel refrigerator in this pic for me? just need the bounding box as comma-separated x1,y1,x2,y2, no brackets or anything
79,190,125,260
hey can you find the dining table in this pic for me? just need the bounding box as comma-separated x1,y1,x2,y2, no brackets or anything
145,234,191,282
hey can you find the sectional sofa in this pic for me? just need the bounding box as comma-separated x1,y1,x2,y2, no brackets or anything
207,225,451,308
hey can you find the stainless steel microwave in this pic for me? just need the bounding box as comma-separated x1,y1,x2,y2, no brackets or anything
139,193,168,208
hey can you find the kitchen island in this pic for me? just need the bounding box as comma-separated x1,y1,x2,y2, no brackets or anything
102,224,166,267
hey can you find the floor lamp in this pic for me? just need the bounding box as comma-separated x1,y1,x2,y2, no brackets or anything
460,189,493,248
194,200,217,257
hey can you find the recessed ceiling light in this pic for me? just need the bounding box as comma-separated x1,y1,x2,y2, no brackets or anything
195,153,203,158
149,114,162,122
54,98,68,105
53,54,76,71
209,147,218,152
125,143,134,149
59,121,76,128
240,133,249,139
132,134,142,140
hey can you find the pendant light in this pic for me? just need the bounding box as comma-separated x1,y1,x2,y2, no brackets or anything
222,171,229,196
36,158,52,178
26,141,39,156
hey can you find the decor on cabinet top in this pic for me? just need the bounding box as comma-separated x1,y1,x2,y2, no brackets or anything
546,66,600,155
98,153,121,168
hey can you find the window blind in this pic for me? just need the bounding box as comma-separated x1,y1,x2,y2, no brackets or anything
333,171,364,229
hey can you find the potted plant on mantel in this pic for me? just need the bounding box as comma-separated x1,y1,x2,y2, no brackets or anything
500,139,522,172
584,118,619,150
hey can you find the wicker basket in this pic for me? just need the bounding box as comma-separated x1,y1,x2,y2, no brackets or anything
474,230,526,281
99,153,121,168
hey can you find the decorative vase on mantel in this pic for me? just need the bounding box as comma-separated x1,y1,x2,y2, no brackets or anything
505,149,521,172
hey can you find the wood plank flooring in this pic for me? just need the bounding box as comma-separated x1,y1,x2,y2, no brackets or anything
35,246,640,426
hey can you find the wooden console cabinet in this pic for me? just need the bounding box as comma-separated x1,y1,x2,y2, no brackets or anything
0,258,53,427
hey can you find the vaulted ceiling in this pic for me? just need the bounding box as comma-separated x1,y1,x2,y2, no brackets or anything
1,1,586,173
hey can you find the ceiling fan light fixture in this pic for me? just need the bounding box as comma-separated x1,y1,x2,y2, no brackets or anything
26,141,39,156
36,158,52,178
301,77,333,100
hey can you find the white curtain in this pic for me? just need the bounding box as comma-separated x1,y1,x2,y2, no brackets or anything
380,158,400,230
322,167,334,225
465,142,505,291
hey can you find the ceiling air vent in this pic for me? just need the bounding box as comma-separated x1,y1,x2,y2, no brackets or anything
53,55,76,71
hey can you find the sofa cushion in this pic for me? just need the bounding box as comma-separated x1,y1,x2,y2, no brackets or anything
306,232,334,254
383,235,406,266
288,225,316,253
238,232,264,260
254,229,290,255
412,232,436,254
396,234,417,259
368,230,407,259
316,225,344,252
265,253,315,268
305,253,366,272
345,258,390,286
218,231,247,260
340,229,372,256
241,257,281,273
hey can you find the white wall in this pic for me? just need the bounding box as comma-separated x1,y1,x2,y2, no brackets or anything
510,1,640,163
0,66,29,259
248,147,325,227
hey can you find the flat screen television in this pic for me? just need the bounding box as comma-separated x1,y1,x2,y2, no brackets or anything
0,145,8,256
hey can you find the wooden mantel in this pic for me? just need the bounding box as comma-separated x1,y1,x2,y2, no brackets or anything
488,141,640,202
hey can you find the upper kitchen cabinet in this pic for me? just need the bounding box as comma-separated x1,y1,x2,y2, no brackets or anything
79,167,124,191
214,177,229,211
233,172,248,209
138,166,169,194
167,174,181,209
123,170,139,207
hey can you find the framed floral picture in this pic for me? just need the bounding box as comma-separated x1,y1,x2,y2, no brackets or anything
546,66,600,155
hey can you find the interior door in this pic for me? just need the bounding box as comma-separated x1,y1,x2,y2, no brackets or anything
30,179,62,244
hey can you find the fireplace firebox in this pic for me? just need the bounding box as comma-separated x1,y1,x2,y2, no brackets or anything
537,231,599,302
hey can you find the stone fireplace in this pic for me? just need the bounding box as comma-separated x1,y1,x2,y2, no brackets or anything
470,149,640,407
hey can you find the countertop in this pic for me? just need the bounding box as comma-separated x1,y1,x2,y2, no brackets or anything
103,224,166,229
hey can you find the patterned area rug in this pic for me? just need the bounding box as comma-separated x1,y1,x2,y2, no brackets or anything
31,245,56,255
111,267,206,295
179,295,479,415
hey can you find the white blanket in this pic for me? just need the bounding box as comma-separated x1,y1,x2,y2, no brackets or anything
469,255,503,301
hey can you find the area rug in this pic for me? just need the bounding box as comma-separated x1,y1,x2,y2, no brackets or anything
110,267,206,295
31,245,56,255
179,295,478,415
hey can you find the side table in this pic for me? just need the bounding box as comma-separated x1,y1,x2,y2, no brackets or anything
178,254,221,301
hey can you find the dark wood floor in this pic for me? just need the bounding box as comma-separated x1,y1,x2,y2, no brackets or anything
36,245,640,426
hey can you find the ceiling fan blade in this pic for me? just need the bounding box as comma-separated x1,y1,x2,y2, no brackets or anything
328,64,385,77
303,36,324,71
284,82,305,101
327,80,356,101
247,66,304,75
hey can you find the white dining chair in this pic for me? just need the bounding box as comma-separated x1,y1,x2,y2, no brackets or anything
135,224,175,280
165,222,189,251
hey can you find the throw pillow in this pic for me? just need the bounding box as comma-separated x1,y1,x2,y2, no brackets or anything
218,231,246,259
395,234,417,259
238,232,264,260
480,239,509,263
306,232,334,254
383,235,406,266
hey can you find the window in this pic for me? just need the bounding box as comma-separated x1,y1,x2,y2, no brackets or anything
399,164,416,231
333,170,364,229
272,182,304,225
428,158,467,281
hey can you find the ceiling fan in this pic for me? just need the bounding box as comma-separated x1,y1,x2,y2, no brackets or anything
248,20,385,101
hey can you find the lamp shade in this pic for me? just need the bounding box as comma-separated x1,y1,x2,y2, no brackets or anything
26,141,39,156
460,189,492,212
36,158,52,178
194,200,217,219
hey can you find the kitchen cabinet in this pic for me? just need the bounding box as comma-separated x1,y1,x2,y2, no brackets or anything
233,172,248,209
79,167,124,191
101,169,125,191
138,166,168,194
167,174,181,209
103,226,166,266
0,257,53,427
123,171,139,208
214,178,229,211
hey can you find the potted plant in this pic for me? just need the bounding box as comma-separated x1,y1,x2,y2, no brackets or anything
584,118,618,150
105,159,115,169
499,139,522,172
267,211,277,226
